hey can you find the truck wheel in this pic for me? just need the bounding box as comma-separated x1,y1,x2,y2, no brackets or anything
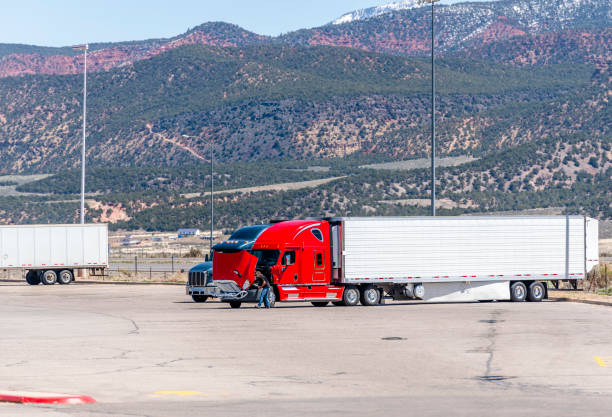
341,286,360,306
58,270,73,285
360,285,381,306
312,301,329,307
192,295,209,303
229,301,242,308
510,282,527,302
25,271,40,285
527,281,545,302
41,270,57,285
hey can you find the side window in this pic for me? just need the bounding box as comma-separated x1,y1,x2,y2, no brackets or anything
311,228,323,242
281,251,296,266
316,252,323,267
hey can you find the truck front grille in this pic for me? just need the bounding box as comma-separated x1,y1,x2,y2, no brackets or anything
188,271,208,287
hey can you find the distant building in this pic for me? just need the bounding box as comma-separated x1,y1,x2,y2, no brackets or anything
121,237,141,246
178,228,201,238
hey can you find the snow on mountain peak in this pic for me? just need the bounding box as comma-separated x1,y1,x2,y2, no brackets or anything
332,0,425,25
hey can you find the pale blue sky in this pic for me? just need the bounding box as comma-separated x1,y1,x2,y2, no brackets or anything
1,0,493,47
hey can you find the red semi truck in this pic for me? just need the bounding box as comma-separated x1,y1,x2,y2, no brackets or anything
199,216,599,308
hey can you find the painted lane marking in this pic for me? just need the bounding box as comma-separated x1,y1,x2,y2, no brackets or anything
594,356,612,367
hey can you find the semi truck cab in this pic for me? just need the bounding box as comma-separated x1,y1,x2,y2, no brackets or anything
186,224,269,303
209,220,345,308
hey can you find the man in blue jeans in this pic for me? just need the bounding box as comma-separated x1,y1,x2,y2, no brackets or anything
254,270,270,308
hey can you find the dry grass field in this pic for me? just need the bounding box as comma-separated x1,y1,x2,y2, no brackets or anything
360,156,477,170
0,174,51,196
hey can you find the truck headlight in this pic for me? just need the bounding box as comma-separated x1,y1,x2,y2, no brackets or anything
242,279,251,290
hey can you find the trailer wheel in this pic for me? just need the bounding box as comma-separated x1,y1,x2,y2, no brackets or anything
40,270,58,285
58,270,73,285
527,281,545,302
25,270,41,285
192,295,209,303
510,282,527,302
341,286,360,306
229,301,242,308
360,285,381,306
311,301,329,307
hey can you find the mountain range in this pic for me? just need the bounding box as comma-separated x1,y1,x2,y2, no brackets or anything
332,0,425,25
0,0,609,78
0,0,609,229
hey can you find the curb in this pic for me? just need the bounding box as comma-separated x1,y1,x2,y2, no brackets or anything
0,391,96,405
550,297,612,308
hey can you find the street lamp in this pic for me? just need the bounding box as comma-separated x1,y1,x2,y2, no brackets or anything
183,134,214,256
419,0,440,216
72,44,88,223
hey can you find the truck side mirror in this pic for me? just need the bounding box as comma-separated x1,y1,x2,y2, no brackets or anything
205,254,209,262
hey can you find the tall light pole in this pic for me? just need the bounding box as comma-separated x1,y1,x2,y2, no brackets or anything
419,0,439,216
183,134,214,256
72,44,88,224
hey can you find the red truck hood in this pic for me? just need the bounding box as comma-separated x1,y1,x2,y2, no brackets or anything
213,250,258,288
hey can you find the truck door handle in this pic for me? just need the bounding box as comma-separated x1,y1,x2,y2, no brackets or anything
294,274,298,282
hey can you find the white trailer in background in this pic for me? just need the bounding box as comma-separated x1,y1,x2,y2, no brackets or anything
0,224,108,285
335,216,599,303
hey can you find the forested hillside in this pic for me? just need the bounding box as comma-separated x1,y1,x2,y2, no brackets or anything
0,0,609,230
0,44,604,173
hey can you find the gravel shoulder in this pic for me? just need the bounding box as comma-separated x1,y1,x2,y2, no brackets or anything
549,290,612,306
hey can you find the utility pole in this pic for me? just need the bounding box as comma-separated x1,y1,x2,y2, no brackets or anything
72,44,88,223
419,0,439,216
183,134,214,255
210,134,214,257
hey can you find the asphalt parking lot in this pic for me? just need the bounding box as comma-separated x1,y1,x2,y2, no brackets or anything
1,282,611,417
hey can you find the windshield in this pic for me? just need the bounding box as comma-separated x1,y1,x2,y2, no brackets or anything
250,249,280,268
230,225,269,241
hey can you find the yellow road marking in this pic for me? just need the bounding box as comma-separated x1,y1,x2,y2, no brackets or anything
152,391,206,397
594,356,610,367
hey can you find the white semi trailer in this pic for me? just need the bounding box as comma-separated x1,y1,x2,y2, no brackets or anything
336,216,599,303
0,224,108,285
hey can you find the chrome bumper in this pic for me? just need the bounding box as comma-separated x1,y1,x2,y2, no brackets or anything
186,280,248,301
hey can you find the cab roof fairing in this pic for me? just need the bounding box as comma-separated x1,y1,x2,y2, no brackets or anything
212,224,270,252
252,220,328,249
